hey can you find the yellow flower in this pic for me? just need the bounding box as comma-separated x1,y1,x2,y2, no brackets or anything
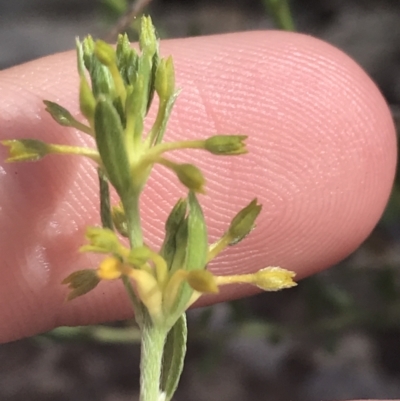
214,267,297,291
63,224,296,327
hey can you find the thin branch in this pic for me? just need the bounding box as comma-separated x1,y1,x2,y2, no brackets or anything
104,0,153,42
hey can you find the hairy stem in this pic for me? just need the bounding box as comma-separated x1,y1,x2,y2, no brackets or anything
140,323,168,401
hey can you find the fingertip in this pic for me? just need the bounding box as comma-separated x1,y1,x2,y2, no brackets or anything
0,30,396,341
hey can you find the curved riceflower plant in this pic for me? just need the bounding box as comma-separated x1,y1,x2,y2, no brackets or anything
2,16,296,401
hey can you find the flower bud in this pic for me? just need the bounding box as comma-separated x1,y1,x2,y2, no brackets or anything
62,269,100,301
80,226,124,255
95,40,117,67
155,56,175,100
79,76,96,122
186,270,218,294
227,198,261,245
253,267,297,291
1,139,49,162
174,163,206,194
139,15,157,56
43,100,77,127
204,135,248,155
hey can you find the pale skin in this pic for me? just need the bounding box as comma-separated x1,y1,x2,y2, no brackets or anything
0,30,397,400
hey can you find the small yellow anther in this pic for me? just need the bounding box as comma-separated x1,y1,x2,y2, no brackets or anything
97,256,124,280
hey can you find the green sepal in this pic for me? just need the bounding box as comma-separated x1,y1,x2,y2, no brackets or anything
161,314,187,401
94,97,132,196
1,139,49,162
160,198,187,269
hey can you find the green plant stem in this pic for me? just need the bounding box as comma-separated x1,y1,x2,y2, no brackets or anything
140,323,169,401
122,190,168,401
124,192,144,248
263,0,295,31
98,168,114,230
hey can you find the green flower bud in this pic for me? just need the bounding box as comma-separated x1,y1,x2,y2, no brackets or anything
80,226,124,255
95,40,117,67
228,198,262,245
139,15,157,56
62,269,100,301
204,135,248,155
82,35,95,70
43,100,76,127
155,56,175,100
79,76,96,123
186,270,218,294
177,164,206,194
81,36,115,99
116,34,139,86
1,139,49,162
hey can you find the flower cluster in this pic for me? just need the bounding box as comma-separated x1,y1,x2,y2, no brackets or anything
63,198,296,329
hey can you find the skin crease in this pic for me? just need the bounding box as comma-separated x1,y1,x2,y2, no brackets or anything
0,28,396,384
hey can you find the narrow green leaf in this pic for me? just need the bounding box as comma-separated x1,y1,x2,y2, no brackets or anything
186,191,208,272
152,90,180,146
94,98,132,196
169,192,208,318
161,314,187,401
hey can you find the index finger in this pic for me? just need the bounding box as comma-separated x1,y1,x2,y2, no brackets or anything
0,30,396,342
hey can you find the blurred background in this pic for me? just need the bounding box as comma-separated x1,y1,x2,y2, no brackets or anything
1,0,400,400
